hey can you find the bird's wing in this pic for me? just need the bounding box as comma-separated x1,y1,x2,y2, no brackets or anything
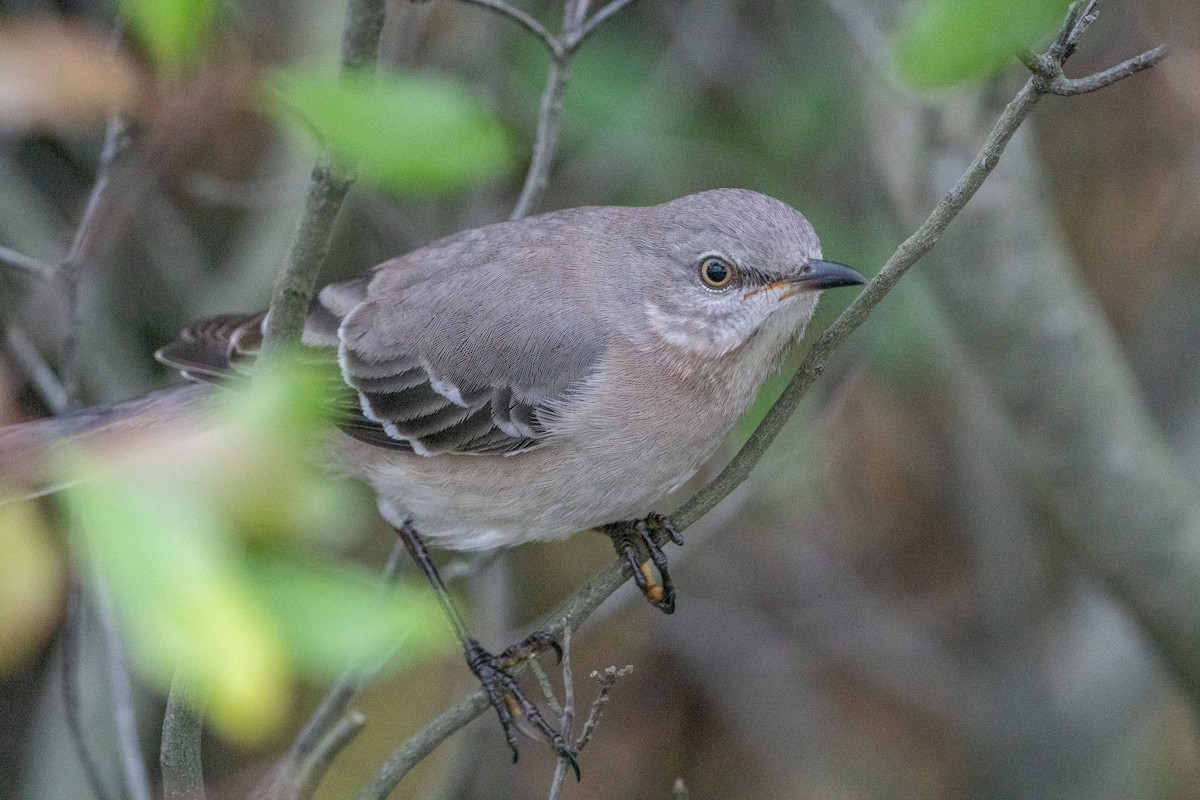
325,252,603,456
156,222,605,456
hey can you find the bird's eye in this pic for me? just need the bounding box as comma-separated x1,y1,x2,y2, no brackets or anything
699,256,736,289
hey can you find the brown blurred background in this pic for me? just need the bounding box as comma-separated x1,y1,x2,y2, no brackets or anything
2,1,1199,798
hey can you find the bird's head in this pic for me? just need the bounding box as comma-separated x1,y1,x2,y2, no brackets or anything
628,189,865,359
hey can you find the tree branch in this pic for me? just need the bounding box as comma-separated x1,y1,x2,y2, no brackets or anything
1032,45,1167,95
57,114,133,410
455,0,561,57
161,675,206,800
96,582,152,800
259,0,388,357
355,4,1167,791
507,0,639,219
292,711,366,800
61,585,116,800
0,243,54,279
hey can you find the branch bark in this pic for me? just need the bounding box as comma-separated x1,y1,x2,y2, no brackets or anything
259,0,388,357
161,676,206,800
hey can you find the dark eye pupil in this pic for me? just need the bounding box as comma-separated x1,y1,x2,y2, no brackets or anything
705,259,729,285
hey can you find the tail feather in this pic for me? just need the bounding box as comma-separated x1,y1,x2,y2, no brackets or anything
0,384,212,499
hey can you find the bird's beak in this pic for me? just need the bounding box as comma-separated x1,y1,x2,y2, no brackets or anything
787,259,867,291
750,259,867,300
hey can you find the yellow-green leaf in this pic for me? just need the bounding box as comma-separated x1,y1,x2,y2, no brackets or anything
269,69,515,194
891,0,1071,89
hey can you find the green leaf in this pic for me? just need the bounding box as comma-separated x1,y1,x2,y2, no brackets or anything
270,69,516,194
0,498,64,673
247,556,449,678
118,0,223,74
890,0,1071,89
66,477,290,743
53,353,388,743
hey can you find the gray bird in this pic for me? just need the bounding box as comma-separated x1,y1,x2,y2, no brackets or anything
4,188,866,769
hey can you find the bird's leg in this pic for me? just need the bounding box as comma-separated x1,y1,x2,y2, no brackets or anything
600,512,684,614
394,522,578,777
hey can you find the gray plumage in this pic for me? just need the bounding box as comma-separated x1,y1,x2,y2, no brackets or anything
68,189,864,551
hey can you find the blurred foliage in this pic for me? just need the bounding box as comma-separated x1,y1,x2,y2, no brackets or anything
54,355,447,743
0,498,63,673
890,0,1073,88
269,69,515,194
118,0,225,74
0,0,1197,798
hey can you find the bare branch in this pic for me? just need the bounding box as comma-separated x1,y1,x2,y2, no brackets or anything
260,0,388,357
545,626,575,800
61,586,117,800
0,243,53,278
454,0,562,57
357,692,492,800
57,114,132,409
256,540,406,800
5,326,68,415
510,57,573,220
161,675,206,800
293,711,367,800
574,664,631,752
96,582,152,800
1036,45,1167,95
570,0,641,48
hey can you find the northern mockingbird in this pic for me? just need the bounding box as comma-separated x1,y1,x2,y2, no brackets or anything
3,188,865,768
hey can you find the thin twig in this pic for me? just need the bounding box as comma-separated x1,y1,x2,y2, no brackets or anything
458,0,640,219
95,581,153,800
0,243,54,278
530,658,565,720
570,0,640,48
455,0,561,57
61,585,116,800
260,0,388,357
357,691,493,800
161,675,206,800
1034,45,1166,95
509,0,583,220
353,7,1165,791
57,114,132,410
5,326,69,415
546,627,574,800
255,540,407,800
292,711,367,800
574,665,630,752
510,53,573,220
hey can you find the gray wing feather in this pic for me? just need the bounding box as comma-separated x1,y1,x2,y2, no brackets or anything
156,210,606,457
332,219,604,456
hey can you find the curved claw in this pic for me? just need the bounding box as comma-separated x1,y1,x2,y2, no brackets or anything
465,639,578,771
604,514,680,614
500,629,562,666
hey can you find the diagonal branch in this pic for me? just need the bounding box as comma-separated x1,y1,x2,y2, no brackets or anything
455,0,561,57
259,0,388,358
356,4,1167,792
0,243,54,279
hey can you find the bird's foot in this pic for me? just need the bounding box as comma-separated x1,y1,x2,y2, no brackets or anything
602,512,683,614
464,637,579,779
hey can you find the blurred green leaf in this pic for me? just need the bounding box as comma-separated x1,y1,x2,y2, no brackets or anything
68,475,291,743
0,498,64,673
54,353,424,743
890,0,1071,89
248,555,447,678
118,0,223,74
270,69,515,194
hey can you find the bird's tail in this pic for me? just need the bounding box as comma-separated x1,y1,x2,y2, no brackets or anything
0,384,211,500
